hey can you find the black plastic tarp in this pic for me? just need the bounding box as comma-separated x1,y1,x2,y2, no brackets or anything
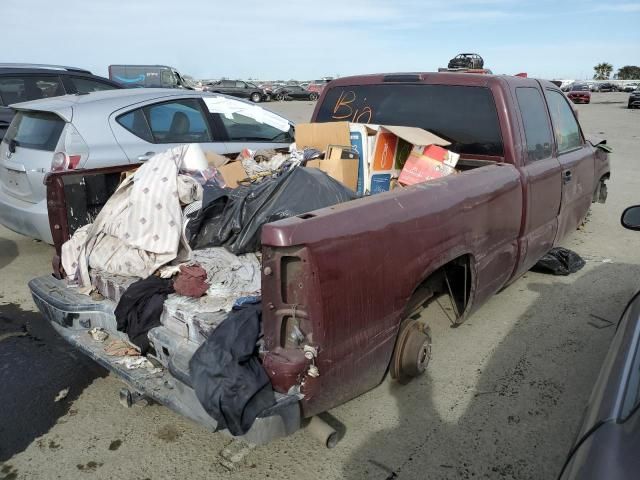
188,167,358,254
532,247,586,276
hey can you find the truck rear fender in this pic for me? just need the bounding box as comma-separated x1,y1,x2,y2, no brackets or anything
404,253,475,322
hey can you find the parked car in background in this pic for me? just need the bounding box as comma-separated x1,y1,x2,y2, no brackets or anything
629,88,640,109
0,89,293,242
567,83,591,104
597,82,619,92
558,205,640,479
447,53,484,70
272,85,319,101
203,80,269,103
622,83,639,93
0,63,120,140
108,65,194,89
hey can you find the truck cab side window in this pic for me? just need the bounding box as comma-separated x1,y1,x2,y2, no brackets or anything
516,87,553,162
546,90,582,154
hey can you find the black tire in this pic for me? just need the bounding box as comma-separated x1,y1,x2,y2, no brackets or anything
250,92,262,103
309,92,319,101
276,93,285,101
390,319,432,383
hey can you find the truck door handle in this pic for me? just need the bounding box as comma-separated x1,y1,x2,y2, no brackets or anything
563,170,572,184
136,151,156,161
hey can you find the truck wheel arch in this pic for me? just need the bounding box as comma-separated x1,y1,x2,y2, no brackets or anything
385,253,475,380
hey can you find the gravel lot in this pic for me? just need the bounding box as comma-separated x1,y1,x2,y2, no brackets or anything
0,93,639,479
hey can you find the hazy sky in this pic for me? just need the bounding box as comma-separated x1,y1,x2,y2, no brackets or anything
5,0,639,80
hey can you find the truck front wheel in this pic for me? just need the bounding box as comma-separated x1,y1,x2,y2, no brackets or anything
390,319,432,383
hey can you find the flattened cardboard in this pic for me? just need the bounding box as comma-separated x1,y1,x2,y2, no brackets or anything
380,126,450,148
295,122,351,151
217,160,247,188
306,145,358,191
205,151,230,168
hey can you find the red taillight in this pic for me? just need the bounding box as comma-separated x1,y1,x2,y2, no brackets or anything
68,155,81,169
51,152,82,171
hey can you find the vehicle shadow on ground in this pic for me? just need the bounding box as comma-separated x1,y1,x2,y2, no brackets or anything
0,238,18,271
342,263,639,480
0,303,106,461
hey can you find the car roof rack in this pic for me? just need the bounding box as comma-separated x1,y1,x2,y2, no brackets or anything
0,63,91,74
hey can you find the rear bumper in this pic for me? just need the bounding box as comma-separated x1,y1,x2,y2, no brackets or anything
0,187,52,243
28,274,302,445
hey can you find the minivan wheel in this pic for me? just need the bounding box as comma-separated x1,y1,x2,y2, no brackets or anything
251,92,262,103
309,93,319,101
390,319,432,383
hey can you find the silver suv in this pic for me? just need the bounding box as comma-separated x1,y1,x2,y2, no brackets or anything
0,89,294,243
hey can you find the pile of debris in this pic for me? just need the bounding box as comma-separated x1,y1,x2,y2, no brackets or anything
59,121,462,435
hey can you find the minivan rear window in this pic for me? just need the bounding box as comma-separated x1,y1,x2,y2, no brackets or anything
315,84,504,156
3,111,65,151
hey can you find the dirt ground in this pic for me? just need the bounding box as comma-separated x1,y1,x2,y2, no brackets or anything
0,93,639,480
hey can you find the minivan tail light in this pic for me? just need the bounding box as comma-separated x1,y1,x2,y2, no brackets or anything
51,152,67,171
51,153,81,172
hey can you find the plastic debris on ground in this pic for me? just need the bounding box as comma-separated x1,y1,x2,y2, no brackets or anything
532,247,586,276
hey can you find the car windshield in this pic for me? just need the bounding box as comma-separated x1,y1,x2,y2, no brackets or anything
315,84,504,156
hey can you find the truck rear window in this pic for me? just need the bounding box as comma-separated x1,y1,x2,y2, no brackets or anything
3,111,65,151
315,84,504,157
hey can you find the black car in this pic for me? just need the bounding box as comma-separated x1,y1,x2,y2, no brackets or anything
272,85,319,101
447,53,484,70
0,63,121,139
203,80,268,103
597,82,618,92
628,88,640,109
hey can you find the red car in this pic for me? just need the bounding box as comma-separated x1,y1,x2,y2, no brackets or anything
567,83,591,104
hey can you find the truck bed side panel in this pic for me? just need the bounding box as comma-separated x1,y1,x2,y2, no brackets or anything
261,164,523,416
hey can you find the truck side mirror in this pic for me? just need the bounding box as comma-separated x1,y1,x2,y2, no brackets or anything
621,205,640,231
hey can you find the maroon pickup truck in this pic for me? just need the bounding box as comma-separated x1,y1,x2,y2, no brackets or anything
28,73,610,445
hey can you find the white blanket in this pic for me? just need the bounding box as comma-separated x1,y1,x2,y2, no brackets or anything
62,146,202,294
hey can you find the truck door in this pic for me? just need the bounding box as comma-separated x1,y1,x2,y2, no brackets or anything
512,86,563,277
543,89,595,243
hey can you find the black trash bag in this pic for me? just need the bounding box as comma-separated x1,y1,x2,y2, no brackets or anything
185,181,230,246
189,303,275,436
532,247,586,276
114,276,175,353
190,167,358,254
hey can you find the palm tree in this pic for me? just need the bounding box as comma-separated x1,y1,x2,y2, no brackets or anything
593,63,613,80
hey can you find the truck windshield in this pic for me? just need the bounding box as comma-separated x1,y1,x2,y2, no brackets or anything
315,84,504,156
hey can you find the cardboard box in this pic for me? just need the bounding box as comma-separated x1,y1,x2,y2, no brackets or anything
296,122,452,194
398,145,459,186
204,151,230,168
217,160,248,188
295,122,351,151
307,145,359,191
367,125,451,194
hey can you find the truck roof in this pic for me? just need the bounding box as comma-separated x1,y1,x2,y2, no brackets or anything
324,72,556,90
